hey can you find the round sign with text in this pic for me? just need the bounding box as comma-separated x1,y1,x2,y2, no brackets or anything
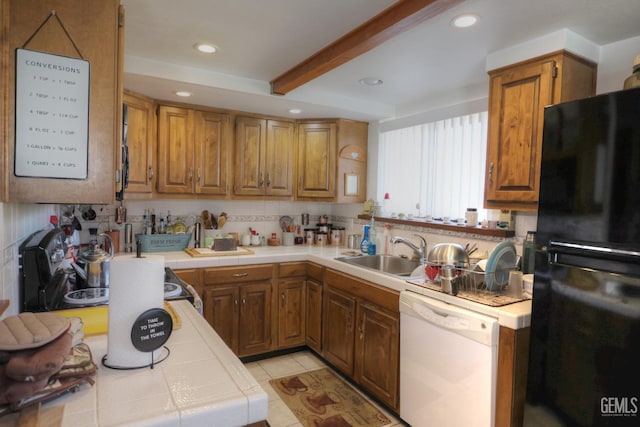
130,308,173,353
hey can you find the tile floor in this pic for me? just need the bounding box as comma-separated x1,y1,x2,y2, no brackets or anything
244,350,405,427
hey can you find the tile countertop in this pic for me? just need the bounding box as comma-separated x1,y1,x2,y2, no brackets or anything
157,245,532,330
31,300,268,427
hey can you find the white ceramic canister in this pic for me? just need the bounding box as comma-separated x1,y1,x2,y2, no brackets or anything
331,227,344,246
305,228,316,245
315,231,328,246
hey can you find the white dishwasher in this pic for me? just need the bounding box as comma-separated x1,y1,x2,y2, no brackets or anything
399,291,498,427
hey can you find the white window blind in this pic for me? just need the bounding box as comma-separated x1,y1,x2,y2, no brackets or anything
378,111,488,220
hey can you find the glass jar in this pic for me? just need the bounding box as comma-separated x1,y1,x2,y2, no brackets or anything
465,208,478,227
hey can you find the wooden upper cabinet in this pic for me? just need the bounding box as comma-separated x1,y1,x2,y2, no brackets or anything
2,0,122,203
157,105,230,195
296,119,368,202
194,111,229,195
234,116,294,197
234,116,266,196
123,91,155,194
296,122,337,199
484,51,596,210
157,106,193,193
265,120,295,196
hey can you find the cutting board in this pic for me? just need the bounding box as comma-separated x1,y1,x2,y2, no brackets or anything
185,247,255,257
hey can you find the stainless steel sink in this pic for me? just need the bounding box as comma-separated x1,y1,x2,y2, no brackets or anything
336,254,421,278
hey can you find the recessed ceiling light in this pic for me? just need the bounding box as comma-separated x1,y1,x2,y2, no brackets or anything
175,91,192,97
194,43,218,54
359,77,383,86
288,108,302,114
452,14,478,28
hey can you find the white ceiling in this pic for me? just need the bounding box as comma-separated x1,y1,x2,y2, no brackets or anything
122,0,640,122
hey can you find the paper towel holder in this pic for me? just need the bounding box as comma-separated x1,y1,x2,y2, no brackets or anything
102,307,173,370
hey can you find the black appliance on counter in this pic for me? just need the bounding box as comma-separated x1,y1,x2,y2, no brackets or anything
19,228,197,312
525,87,640,426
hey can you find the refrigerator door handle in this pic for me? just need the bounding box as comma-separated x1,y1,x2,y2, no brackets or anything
549,240,640,261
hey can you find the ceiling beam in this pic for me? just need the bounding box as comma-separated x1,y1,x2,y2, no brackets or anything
269,0,464,95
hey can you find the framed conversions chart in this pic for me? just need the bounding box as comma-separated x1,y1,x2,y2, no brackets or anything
15,48,90,179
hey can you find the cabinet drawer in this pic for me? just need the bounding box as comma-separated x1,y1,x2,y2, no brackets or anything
279,262,307,277
307,262,323,282
204,264,273,284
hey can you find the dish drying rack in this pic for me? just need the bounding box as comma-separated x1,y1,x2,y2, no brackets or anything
424,261,517,296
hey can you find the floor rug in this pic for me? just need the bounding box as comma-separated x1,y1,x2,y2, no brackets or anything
270,368,392,427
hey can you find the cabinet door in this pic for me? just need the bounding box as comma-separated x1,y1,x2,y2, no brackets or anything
297,122,337,198
204,286,239,353
194,111,229,195
123,92,155,193
485,60,555,206
238,282,272,357
322,287,356,376
157,106,194,193
234,117,266,196
355,302,400,410
173,268,203,297
305,279,323,353
265,120,295,196
277,278,306,348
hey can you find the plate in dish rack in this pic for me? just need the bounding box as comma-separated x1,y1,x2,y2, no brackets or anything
485,241,517,291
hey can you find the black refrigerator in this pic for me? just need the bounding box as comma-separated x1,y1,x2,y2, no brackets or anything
525,87,640,426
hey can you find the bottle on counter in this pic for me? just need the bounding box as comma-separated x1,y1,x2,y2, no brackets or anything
368,218,377,255
166,211,174,234
360,224,370,254
522,231,537,274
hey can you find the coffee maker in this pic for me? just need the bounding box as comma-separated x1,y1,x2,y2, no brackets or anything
19,228,71,312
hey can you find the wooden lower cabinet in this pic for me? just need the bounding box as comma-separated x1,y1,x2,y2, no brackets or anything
496,326,531,427
322,287,356,375
277,278,306,348
305,278,323,353
355,302,399,410
202,265,274,357
204,285,239,352
322,269,400,411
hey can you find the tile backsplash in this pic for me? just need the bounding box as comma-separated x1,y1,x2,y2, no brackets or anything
0,198,536,319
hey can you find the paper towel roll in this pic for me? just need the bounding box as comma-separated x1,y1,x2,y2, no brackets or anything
106,254,165,368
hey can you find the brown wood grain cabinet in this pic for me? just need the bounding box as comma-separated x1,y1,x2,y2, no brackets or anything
484,50,596,210
172,268,203,297
322,287,357,375
322,269,400,411
123,91,155,194
277,262,307,348
234,116,295,197
2,0,123,203
157,105,230,196
355,302,400,411
296,119,368,202
496,326,531,427
305,263,324,353
202,264,274,357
